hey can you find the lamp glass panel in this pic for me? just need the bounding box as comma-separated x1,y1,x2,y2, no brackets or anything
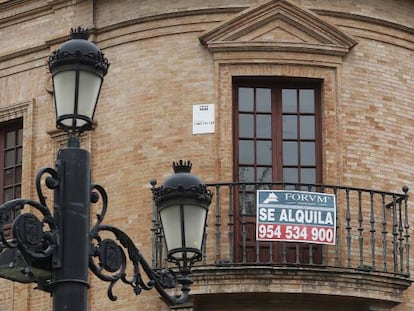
184,204,207,252
53,71,76,127
77,71,102,127
159,205,182,254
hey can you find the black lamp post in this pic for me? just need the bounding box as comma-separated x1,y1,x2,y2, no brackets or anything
0,28,212,311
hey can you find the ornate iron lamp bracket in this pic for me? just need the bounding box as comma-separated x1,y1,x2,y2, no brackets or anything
0,167,60,284
89,184,191,305
0,162,197,305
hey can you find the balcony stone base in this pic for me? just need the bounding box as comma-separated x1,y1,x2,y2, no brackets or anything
186,265,412,310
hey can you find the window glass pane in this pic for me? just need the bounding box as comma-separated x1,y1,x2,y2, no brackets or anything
256,88,271,112
239,167,254,182
4,188,13,201
239,140,254,164
283,115,297,139
4,169,13,186
283,168,298,184
301,168,316,184
299,89,315,113
17,147,22,164
15,185,21,198
256,115,271,138
301,142,315,165
239,193,256,216
300,116,315,139
5,150,15,167
256,141,272,165
5,131,15,148
283,142,298,165
15,166,22,183
282,89,297,113
239,114,254,138
240,167,256,191
239,88,254,111
257,167,272,183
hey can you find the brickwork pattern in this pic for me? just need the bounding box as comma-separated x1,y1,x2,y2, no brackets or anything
0,0,413,310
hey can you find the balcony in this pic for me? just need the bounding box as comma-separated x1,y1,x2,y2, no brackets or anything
152,183,412,310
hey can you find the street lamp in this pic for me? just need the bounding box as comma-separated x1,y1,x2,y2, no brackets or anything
153,160,211,267
0,28,212,311
48,26,109,133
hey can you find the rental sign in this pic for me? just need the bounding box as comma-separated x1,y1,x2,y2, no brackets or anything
256,190,336,245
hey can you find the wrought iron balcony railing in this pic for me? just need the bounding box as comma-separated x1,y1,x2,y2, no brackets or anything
152,182,410,279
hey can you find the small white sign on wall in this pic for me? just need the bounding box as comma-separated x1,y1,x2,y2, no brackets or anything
193,104,215,134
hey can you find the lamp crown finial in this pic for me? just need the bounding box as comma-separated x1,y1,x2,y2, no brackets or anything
172,160,192,173
70,27,90,40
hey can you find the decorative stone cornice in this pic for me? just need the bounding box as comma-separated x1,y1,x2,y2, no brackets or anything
199,0,358,57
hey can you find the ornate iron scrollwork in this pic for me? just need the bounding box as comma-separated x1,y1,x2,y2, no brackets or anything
0,167,59,282
89,184,190,304
0,163,195,305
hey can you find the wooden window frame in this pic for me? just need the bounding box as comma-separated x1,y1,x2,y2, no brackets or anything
0,118,23,235
232,77,323,264
233,76,323,185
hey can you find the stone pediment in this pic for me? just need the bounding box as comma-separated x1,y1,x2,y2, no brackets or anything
199,0,357,56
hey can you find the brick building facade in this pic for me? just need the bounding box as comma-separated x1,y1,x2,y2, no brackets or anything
0,0,413,310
